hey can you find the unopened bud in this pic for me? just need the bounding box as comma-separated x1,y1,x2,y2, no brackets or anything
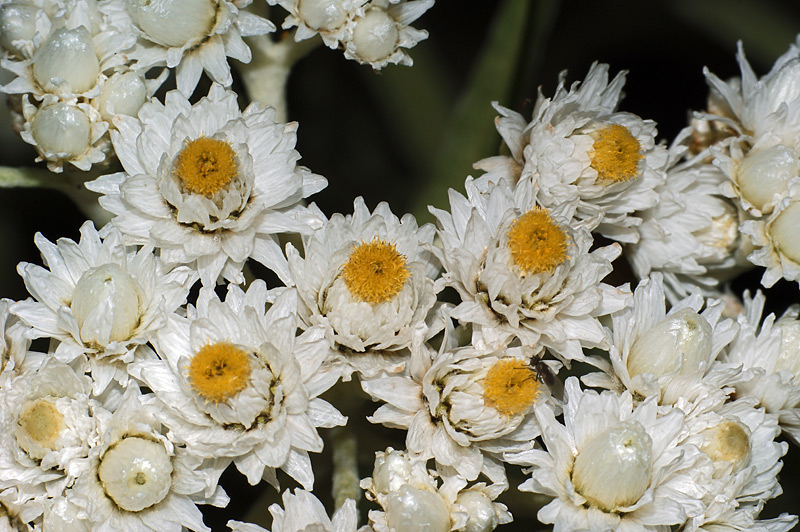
455,490,499,532
126,0,216,48
350,7,398,63
0,3,37,57
384,485,450,532
31,102,91,157
33,26,99,94
71,263,142,345
627,308,713,380
572,422,652,512
768,201,800,265
297,0,348,31
97,71,147,120
736,144,799,212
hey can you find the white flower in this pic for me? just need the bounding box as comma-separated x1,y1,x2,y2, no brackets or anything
342,0,433,69
362,335,550,484
69,386,227,532
683,398,788,531
720,290,800,443
100,0,275,96
700,40,800,218
12,221,195,393
739,180,800,288
476,63,668,244
626,130,755,302
228,489,367,532
585,274,739,407
701,39,800,146
508,377,708,532
129,283,346,488
361,448,511,532
286,197,439,376
87,84,326,287
268,0,365,48
431,177,629,360
0,358,96,499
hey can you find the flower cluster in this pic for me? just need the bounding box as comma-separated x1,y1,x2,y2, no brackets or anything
0,0,432,172
267,0,433,68
2,3,800,532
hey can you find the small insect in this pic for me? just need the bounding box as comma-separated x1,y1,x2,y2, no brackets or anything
526,354,564,401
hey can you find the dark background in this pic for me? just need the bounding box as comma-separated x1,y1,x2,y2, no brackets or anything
1,1,799,529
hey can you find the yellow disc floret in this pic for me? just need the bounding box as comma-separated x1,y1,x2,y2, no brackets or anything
173,137,238,196
341,238,411,304
188,342,251,403
589,124,643,183
18,399,64,451
507,207,569,275
483,358,540,417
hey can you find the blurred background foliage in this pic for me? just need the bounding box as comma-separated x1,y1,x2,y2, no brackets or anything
1,0,800,529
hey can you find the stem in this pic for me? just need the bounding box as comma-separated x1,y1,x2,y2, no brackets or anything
331,425,361,512
0,165,111,226
238,33,321,122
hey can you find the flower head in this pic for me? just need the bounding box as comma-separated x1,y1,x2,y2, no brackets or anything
87,84,326,286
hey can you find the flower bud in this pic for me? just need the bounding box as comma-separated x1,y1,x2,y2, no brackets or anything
736,144,799,212
372,448,413,495
297,0,347,31
700,419,750,476
455,490,499,532
572,422,652,512
768,201,800,264
31,102,91,157
350,7,398,63
126,0,216,48
97,71,147,120
385,485,450,532
97,437,172,512
71,264,142,345
0,3,37,57
33,26,100,94
627,308,713,379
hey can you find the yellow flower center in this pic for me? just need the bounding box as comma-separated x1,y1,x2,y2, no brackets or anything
341,238,411,304
18,399,64,451
173,137,238,196
188,342,251,403
701,420,750,469
589,124,643,183
507,208,569,275
482,358,540,417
